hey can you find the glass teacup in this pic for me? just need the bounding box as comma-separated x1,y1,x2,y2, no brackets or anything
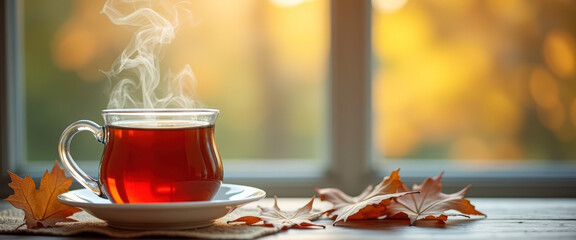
58,109,223,203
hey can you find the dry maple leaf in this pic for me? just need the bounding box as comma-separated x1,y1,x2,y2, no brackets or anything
387,172,485,225
5,161,81,229
229,196,325,230
316,169,418,224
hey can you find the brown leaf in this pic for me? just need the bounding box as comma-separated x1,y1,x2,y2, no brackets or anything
5,161,81,229
387,172,485,225
316,169,418,224
229,196,325,230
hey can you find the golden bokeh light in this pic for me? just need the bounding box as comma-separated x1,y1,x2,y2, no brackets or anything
372,5,431,60
53,27,96,71
544,30,576,77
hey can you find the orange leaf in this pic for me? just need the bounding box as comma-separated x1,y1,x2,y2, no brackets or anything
229,196,325,230
5,161,81,229
231,216,263,225
387,172,486,225
316,169,418,224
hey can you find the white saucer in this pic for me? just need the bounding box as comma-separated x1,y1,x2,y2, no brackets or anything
57,183,266,230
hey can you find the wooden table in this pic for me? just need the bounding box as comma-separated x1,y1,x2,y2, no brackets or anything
1,198,575,239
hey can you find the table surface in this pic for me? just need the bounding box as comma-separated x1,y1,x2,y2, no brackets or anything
1,198,575,240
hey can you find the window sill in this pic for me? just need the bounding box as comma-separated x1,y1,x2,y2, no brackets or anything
2,159,575,198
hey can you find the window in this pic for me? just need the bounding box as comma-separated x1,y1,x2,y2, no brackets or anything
24,0,329,166
371,0,576,196
2,0,575,198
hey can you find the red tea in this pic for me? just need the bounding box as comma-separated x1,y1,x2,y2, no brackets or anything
100,122,223,203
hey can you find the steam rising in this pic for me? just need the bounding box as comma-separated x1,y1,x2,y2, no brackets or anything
102,0,198,109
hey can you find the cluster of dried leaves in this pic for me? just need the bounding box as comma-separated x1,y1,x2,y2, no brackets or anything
318,169,485,225
5,163,484,231
230,169,485,229
5,162,80,229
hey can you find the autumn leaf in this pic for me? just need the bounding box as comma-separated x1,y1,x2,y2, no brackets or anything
5,161,81,229
387,172,486,225
316,169,418,224
229,196,325,230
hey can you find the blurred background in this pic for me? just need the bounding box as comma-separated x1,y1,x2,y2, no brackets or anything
20,0,576,179
371,0,576,174
24,0,328,167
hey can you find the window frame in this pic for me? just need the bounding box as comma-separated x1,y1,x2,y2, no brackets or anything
2,0,575,198
1,0,27,195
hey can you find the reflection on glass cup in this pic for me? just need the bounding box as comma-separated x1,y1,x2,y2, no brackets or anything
58,109,223,203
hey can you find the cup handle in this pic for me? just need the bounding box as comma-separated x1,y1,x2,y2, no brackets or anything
58,120,105,198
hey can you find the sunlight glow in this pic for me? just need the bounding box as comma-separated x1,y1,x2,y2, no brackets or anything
269,0,307,8
372,0,408,13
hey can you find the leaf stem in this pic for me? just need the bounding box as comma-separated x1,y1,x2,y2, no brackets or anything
15,222,26,230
